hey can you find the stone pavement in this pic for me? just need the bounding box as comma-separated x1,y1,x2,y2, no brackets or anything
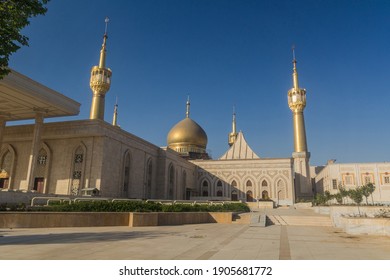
0,208,389,260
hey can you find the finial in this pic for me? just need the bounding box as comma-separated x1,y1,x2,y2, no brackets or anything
98,17,110,69
291,45,299,89
232,105,236,134
104,17,109,35
186,96,190,118
292,44,296,61
228,105,238,146
112,95,118,126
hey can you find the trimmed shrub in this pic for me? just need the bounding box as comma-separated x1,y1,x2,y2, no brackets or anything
27,201,250,213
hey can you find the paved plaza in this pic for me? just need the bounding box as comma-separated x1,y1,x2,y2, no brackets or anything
1,208,389,260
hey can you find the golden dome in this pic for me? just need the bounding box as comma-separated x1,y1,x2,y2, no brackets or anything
167,98,208,158
167,117,208,149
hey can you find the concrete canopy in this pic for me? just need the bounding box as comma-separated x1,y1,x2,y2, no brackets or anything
0,70,80,121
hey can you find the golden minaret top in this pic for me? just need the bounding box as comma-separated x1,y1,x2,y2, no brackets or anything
287,47,308,153
89,17,112,120
186,96,190,118
112,96,119,127
288,47,306,113
228,106,238,146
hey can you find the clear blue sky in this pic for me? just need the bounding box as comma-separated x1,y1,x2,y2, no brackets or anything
8,0,390,166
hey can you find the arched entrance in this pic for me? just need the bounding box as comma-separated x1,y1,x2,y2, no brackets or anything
262,190,269,200
246,190,253,202
231,190,238,201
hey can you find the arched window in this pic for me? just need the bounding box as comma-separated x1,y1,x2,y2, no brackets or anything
168,164,175,199
202,180,209,197
231,180,237,187
0,150,12,189
182,171,187,200
0,145,16,190
145,159,152,199
123,152,131,193
183,171,187,188
277,179,286,200
70,145,86,195
262,190,269,200
246,190,253,202
216,180,223,197
246,180,252,187
261,180,268,187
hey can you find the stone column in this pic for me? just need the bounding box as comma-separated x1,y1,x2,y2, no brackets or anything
26,112,44,190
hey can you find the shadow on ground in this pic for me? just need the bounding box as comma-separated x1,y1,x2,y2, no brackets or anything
0,230,181,246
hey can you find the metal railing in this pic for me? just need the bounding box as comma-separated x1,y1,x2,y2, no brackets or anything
31,197,71,206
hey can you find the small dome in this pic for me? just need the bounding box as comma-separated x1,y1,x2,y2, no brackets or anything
167,117,208,149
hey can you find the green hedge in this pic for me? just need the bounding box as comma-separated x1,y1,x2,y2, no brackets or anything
29,201,250,213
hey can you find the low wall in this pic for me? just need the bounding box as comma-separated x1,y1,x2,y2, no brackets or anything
294,202,313,209
314,206,389,228
247,201,274,209
0,212,233,228
232,213,251,224
0,212,129,228
339,216,390,236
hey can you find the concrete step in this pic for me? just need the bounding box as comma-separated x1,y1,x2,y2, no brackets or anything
249,214,266,227
267,215,333,227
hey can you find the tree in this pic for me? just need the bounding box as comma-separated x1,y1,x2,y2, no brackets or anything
348,187,363,215
334,193,343,204
366,183,376,204
324,190,332,205
338,185,349,204
0,0,49,79
313,191,332,206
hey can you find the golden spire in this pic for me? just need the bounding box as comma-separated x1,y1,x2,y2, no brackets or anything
292,46,299,89
112,96,118,126
89,17,112,121
186,96,190,118
228,106,238,146
99,18,109,68
287,46,308,154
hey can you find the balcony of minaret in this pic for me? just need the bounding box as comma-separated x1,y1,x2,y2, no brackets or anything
90,67,111,94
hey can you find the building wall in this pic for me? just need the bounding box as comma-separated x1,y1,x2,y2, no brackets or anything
193,158,295,205
1,120,197,200
315,162,390,203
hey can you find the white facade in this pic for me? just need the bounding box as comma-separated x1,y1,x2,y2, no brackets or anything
315,162,390,204
194,158,294,205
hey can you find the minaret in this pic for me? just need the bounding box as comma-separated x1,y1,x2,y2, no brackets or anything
287,47,312,198
228,106,238,146
89,17,112,120
288,48,308,153
112,96,118,126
